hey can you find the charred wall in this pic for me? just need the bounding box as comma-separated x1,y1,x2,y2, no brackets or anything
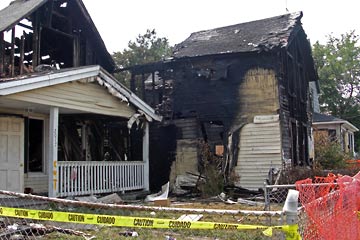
147,53,282,189
133,46,313,190
172,53,278,127
277,32,312,167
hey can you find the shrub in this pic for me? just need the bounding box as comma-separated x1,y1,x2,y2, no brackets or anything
314,132,351,169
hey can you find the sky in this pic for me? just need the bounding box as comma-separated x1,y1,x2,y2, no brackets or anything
0,0,359,53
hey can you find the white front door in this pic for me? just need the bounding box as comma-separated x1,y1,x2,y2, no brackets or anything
0,117,24,192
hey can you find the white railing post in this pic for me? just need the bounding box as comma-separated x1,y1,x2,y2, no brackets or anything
48,107,59,198
143,121,150,191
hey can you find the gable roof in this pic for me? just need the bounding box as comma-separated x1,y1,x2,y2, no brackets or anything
0,0,114,70
313,112,359,132
0,0,46,32
0,65,162,122
173,12,303,58
0,0,47,32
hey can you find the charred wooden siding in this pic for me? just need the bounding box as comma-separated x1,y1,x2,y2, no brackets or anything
278,30,312,167
172,54,279,126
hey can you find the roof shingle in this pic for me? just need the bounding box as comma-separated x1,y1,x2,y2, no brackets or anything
173,11,303,58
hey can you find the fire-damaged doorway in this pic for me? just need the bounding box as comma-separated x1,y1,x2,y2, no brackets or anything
25,118,44,173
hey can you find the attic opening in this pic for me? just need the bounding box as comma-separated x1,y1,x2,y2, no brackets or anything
0,0,114,79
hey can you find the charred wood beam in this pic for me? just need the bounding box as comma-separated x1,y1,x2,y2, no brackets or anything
162,72,166,99
32,12,41,67
17,22,33,31
287,51,303,68
10,27,15,77
44,0,55,27
44,26,74,39
19,35,25,75
52,10,68,20
141,73,145,100
130,73,135,92
115,60,178,74
286,51,294,60
0,32,3,76
73,34,80,67
152,72,156,105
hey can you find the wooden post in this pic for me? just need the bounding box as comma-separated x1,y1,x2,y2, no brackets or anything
0,32,4,76
10,27,15,77
73,34,80,67
48,107,59,197
32,12,40,68
19,35,25,75
152,72,156,106
130,73,135,92
141,73,145,100
142,121,149,191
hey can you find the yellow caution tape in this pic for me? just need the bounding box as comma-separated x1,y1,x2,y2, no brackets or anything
0,206,299,238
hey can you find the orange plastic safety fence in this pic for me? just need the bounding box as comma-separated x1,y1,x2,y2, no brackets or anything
296,172,360,240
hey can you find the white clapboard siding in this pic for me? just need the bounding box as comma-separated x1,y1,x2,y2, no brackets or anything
6,81,135,118
234,121,282,190
24,174,48,193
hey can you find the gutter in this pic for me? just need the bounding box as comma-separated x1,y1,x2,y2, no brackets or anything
0,65,100,96
313,121,359,132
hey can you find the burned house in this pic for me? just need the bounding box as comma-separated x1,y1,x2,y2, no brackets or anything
123,12,317,190
0,0,161,197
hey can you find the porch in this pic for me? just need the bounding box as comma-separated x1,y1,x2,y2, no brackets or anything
0,66,161,198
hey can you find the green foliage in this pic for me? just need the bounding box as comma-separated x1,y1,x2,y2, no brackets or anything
312,31,360,151
314,133,350,169
112,29,172,86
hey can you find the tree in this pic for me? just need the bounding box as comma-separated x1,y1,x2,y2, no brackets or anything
112,29,172,86
313,31,360,152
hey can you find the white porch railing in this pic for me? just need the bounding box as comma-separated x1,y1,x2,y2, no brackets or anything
57,161,145,197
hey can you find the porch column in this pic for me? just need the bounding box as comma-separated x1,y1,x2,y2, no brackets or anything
48,107,59,197
143,121,150,191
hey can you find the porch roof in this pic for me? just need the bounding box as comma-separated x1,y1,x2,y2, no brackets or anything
0,65,162,122
313,112,359,132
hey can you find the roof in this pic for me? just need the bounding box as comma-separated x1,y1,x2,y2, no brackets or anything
173,12,303,58
0,0,114,70
0,65,162,122
313,112,359,132
0,0,46,32
313,112,343,123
